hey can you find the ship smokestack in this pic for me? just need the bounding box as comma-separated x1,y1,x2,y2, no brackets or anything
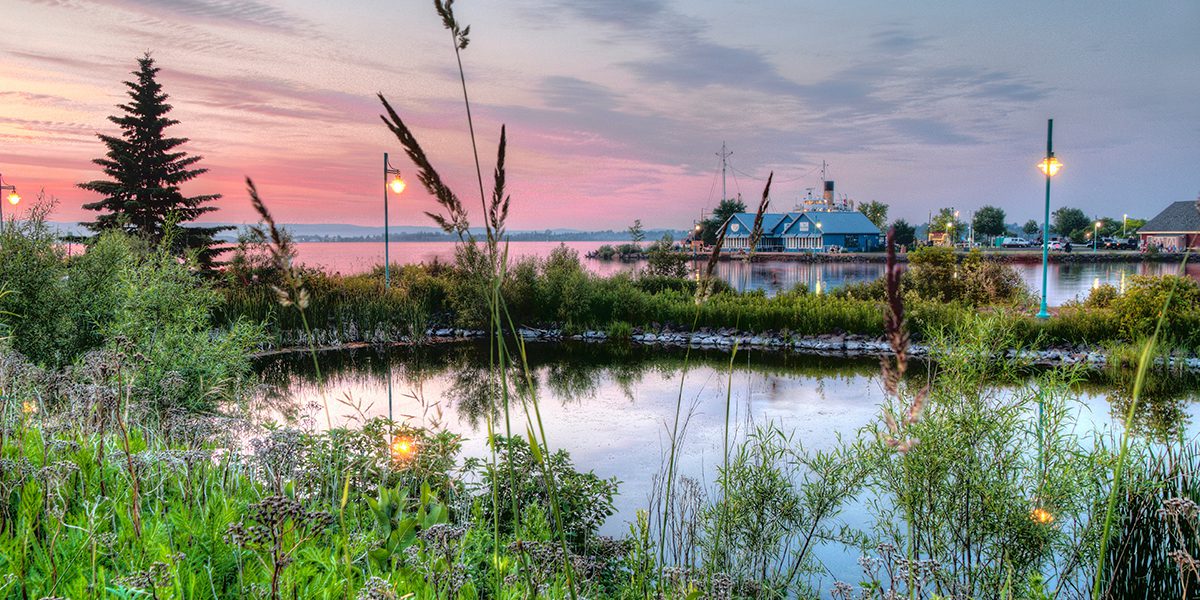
823,180,834,208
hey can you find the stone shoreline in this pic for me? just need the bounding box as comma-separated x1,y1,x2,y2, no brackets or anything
257,326,1200,372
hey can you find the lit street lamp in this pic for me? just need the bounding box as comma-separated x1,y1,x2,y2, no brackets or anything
1123,213,1128,238
0,172,20,232
383,153,407,289
1093,220,1101,252
1035,119,1062,320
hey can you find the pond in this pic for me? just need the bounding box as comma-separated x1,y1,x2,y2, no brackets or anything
292,241,1200,307
255,341,1200,585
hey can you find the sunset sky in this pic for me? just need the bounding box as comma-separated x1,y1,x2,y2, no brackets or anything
1,0,1197,231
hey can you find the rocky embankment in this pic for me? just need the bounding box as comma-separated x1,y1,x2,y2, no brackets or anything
393,326,1199,372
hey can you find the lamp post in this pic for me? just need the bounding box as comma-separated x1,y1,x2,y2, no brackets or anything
1123,213,1128,238
1094,221,1101,252
0,172,20,232
816,221,823,251
1035,119,1062,320
383,153,407,289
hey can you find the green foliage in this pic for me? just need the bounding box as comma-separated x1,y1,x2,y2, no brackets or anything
1111,274,1200,348
0,202,77,365
593,244,616,259
645,234,689,278
468,434,618,546
1023,219,1041,236
890,219,916,248
700,198,746,245
928,208,964,240
857,200,889,230
972,205,1007,237
104,236,264,412
627,219,645,243
863,316,1105,598
904,247,1028,307
1052,207,1091,242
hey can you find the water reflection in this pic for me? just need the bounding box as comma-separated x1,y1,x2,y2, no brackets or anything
253,341,1200,582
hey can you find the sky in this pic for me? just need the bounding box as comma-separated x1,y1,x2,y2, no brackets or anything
1,0,1197,231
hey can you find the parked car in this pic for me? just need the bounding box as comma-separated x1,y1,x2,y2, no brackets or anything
1000,237,1032,248
1048,240,1066,251
1104,237,1138,250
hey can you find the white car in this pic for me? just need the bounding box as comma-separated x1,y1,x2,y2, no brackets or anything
1048,240,1065,251
1001,237,1032,248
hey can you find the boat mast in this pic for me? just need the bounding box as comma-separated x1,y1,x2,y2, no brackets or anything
717,141,733,202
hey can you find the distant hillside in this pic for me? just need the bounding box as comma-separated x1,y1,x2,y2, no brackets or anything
46,221,686,243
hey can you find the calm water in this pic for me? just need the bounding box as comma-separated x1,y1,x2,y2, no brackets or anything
294,241,1199,307
256,342,1200,585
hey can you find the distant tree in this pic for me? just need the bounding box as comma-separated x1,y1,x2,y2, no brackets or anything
857,200,889,230
1052,207,1090,242
890,219,916,248
700,197,747,245
929,208,965,241
1097,216,1145,238
78,53,229,267
646,233,688,278
627,219,645,243
972,205,1007,238
1022,220,1041,236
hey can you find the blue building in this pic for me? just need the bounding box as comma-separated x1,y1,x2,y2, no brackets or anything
720,210,881,252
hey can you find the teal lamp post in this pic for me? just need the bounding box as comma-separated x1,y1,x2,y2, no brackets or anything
383,153,407,289
1036,120,1062,319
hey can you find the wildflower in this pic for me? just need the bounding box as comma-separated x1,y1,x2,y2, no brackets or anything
356,576,399,600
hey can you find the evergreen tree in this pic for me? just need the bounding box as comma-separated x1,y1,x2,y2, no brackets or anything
78,53,229,267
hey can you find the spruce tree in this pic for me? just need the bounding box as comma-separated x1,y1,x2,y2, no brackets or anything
78,53,229,266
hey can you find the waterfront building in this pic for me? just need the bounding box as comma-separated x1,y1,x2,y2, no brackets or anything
719,210,881,253
1139,199,1200,250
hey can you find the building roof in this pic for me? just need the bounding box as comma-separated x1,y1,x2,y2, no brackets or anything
721,210,882,237
791,211,882,236
1140,200,1200,234
723,212,789,236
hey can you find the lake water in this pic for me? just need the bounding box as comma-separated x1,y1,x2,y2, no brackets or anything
293,241,1199,307
255,341,1200,586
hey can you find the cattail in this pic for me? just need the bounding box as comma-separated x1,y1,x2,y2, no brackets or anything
879,226,928,453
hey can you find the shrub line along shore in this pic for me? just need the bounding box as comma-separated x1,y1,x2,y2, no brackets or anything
253,327,1200,372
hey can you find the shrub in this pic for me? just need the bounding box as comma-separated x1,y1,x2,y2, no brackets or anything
1082,283,1120,309
645,236,689,278
594,244,616,260
467,435,618,547
1111,275,1200,348
104,239,265,412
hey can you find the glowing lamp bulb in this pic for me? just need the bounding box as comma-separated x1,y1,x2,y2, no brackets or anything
6,192,18,205
389,435,416,461
389,175,407,194
1030,507,1054,524
1037,156,1062,177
